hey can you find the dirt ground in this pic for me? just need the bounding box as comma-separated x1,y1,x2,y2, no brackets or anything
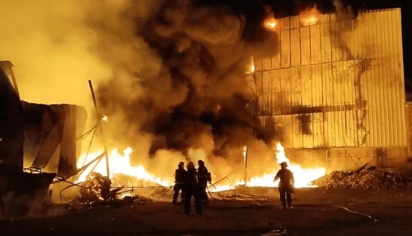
1,187,412,236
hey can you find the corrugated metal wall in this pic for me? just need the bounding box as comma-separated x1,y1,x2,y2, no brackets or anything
255,9,406,148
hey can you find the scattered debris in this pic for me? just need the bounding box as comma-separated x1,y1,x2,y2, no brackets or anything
79,172,112,202
312,167,412,190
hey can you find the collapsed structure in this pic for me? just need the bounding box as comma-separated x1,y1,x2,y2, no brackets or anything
0,61,87,216
253,9,412,174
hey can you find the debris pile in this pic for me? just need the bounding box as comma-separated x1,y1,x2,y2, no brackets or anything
312,167,412,190
68,172,151,210
79,172,112,202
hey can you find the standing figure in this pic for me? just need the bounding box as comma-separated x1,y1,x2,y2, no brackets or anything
197,160,211,205
274,162,295,209
173,162,186,205
184,161,202,215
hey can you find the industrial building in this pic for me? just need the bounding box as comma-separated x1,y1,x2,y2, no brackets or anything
253,9,412,173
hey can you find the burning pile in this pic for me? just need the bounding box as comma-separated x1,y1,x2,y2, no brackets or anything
312,168,412,190
79,172,112,202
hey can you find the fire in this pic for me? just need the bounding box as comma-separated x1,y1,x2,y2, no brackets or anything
77,148,172,186
102,115,108,122
299,6,321,26
245,143,326,188
264,17,277,31
76,143,325,192
246,57,255,74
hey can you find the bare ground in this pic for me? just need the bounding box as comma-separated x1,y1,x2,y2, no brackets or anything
1,187,412,236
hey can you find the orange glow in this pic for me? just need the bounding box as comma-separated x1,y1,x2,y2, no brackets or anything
76,143,325,192
300,6,321,26
246,57,255,74
264,17,277,31
77,148,172,186
102,115,108,122
247,143,326,188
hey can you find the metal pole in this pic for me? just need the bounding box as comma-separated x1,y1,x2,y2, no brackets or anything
243,146,248,185
88,80,110,178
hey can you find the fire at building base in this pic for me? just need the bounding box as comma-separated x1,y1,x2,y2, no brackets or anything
2,1,412,235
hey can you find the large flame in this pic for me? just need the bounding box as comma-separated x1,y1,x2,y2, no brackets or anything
246,143,326,188
76,143,325,191
77,148,172,186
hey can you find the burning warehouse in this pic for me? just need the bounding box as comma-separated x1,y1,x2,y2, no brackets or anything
254,8,411,174
3,0,412,234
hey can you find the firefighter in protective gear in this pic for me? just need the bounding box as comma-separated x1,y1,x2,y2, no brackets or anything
197,160,211,205
274,161,295,209
173,162,186,205
184,161,202,215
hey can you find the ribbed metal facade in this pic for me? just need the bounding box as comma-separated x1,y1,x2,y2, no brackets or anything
255,9,406,149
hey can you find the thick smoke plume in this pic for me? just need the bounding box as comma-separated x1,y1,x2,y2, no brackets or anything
84,0,280,180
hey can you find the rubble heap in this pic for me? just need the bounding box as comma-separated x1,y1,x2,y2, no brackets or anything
312,168,412,190
80,172,112,202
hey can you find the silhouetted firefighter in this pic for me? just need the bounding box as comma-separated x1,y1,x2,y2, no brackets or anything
173,162,186,205
184,161,202,215
197,160,211,205
274,162,295,209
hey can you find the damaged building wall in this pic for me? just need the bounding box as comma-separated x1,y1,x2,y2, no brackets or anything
254,9,408,172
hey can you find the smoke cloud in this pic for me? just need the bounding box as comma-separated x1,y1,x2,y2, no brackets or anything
80,0,280,180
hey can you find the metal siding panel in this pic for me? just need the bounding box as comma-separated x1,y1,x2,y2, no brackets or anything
282,17,290,30
365,12,377,147
313,113,324,147
311,64,322,106
326,112,336,147
333,111,342,147
331,62,341,105
301,65,312,107
395,9,407,146
281,69,292,113
290,16,300,29
321,23,332,63
331,21,343,62
310,24,321,64
292,115,303,148
291,28,300,67
272,70,282,115
283,115,293,148
262,71,270,113
346,110,356,147
388,10,399,146
262,58,272,71
301,26,310,65
255,59,263,72
281,30,291,68
322,63,333,107
302,114,314,148
272,30,281,69
340,111,348,147
382,10,395,146
391,9,406,146
291,67,302,107
378,11,391,147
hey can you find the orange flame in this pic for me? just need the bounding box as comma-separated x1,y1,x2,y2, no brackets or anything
76,143,325,191
300,6,321,26
264,16,277,31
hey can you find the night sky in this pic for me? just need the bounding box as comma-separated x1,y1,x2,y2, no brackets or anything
196,0,412,98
